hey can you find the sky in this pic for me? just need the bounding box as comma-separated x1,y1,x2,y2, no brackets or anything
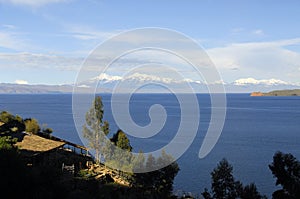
1,0,300,89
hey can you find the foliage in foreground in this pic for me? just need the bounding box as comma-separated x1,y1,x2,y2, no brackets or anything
82,96,180,198
201,152,300,199
2,129,300,198
130,151,180,198
269,151,300,199
0,136,66,199
202,158,267,199
83,96,109,163
0,110,53,135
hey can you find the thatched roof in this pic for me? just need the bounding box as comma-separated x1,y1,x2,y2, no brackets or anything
15,133,65,153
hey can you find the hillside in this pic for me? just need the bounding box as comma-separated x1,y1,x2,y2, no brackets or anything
251,89,300,96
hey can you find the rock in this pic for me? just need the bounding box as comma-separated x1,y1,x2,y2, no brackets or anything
98,174,114,184
95,173,104,179
250,92,264,96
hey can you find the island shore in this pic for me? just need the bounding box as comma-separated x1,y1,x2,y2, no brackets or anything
250,89,300,96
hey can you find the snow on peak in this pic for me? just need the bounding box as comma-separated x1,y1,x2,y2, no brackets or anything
234,78,289,86
92,73,122,82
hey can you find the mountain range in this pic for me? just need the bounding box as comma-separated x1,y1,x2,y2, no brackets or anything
1,75,299,94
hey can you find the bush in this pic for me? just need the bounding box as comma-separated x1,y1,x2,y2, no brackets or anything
24,118,40,134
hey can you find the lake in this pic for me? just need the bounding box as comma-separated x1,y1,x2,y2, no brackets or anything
1,93,299,197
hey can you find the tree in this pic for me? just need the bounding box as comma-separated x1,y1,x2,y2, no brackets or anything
110,129,132,152
0,111,15,123
210,158,239,199
130,152,147,197
83,96,109,163
24,118,41,134
0,136,18,150
145,154,156,171
132,151,180,198
132,151,145,177
0,136,69,198
105,129,134,173
202,158,266,199
42,127,53,134
156,151,180,197
269,151,300,199
41,123,53,134
0,136,30,198
0,111,25,134
241,183,267,199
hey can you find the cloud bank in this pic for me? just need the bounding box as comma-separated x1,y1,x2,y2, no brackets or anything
0,0,67,7
207,38,300,84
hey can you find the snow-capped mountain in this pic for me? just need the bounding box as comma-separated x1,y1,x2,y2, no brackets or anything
1,75,299,94
76,74,300,93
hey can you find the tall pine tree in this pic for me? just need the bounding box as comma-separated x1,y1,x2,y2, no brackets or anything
83,96,109,163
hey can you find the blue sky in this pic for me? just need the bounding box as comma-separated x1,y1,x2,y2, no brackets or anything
1,0,300,88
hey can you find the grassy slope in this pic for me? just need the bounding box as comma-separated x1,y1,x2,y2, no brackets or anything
263,89,300,96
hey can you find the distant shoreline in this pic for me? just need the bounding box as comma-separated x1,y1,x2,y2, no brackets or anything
251,89,300,96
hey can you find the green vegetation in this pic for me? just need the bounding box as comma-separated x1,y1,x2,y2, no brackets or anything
105,129,134,172
111,129,133,152
200,152,300,199
0,111,25,134
265,89,300,96
269,151,300,199
0,136,29,198
82,96,180,198
83,96,109,163
132,151,180,198
251,89,300,96
202,158,267,199
0,110,53,135
24,118,41,134
0,136,67,199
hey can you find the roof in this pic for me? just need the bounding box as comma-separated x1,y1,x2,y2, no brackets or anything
15,133,66,154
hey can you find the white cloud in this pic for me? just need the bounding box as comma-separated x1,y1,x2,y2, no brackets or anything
0,52,82,71
66,25,119,41
231,27,244,34
14,79,28,85
0,32,29,51
70,30,116,41
0,0,67,7
252,29,264,36
0,25,37,51
2,24,17,29
230,28,264,36
207,38,300,83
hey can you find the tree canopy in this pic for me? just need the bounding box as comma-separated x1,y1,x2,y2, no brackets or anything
110,129,132,152
202,158,266,199
24,118,41,134
0,111,25,134
269,151,300,199
83,96,109,163
0,111,53,136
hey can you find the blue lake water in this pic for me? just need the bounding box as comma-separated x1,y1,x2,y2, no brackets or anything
0,93,300,197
